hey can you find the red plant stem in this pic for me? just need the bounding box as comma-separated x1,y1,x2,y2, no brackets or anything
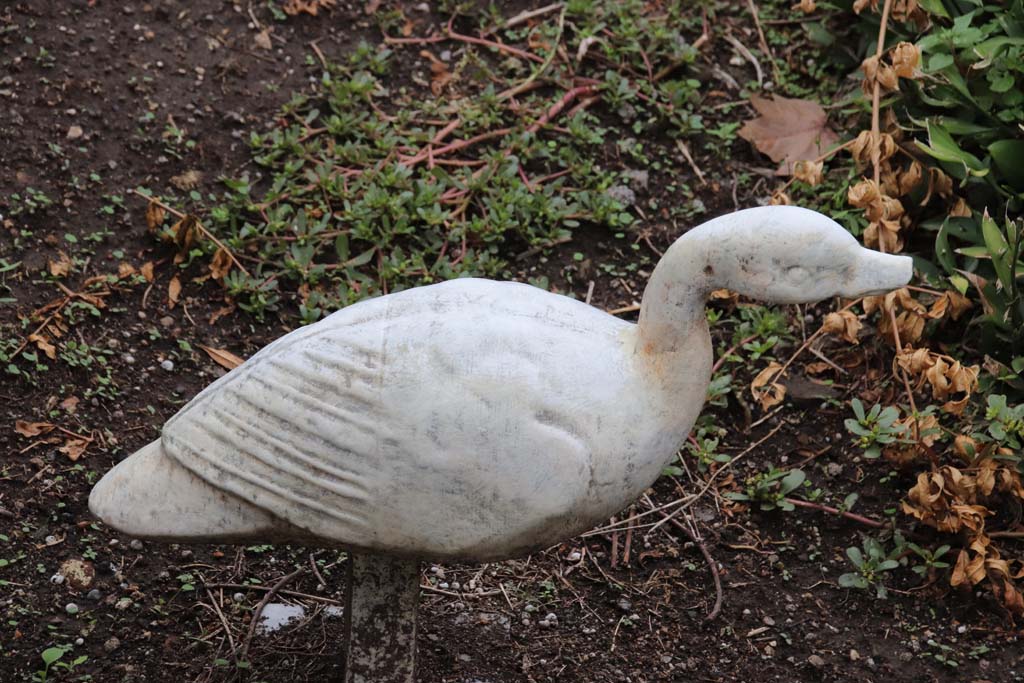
784,498,886,528
401,127,514,167
432,118,461,144
528,85,595,133
383,21,545,65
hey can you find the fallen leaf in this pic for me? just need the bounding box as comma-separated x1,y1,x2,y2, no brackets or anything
738,95,839,175
170,170,203,191
118,262,137,279
793,0,816,12
60,396,80,413
792,159,824,186
199,345,245,371
283,0,336,15
253,28,272,51
60,438,89,461
821,310,862,344
168,275,182,309
28,333,57,360
750,361,787,410
140,261,155,283
48,251,72,277
15,420,56,437
208,304,235,326
145,201,166,232
209,248,233,280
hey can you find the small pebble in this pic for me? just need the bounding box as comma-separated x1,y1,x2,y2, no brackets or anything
50,574,65,585
233,593,246,603
130,539,144,550
807,654,825,669
567,551,582,562
66,125,83,139
104,637,121,653
75,638,84,646
87,589,102,601
122,353,136,364
65,603,80,615
617,597,632,612
160,359,174,372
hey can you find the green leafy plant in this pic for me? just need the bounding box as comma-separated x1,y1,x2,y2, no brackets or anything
726,467,806,512
908,542,952,577
935,212,1024,377
845,398,907,459
838,536,901,598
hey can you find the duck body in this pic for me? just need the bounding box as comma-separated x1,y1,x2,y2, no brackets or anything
90,206,912,561
94,278,710,560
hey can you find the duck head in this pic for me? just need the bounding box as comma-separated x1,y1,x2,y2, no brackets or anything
689,205,913,303
638,206,913,352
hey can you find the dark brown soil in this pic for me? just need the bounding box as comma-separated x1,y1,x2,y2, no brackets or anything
2,2,1022,682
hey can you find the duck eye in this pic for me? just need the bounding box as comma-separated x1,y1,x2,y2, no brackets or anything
785,266,809,283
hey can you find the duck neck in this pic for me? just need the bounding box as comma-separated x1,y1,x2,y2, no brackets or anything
636,231,714,355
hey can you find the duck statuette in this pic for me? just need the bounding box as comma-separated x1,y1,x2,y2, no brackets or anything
89,205,912,682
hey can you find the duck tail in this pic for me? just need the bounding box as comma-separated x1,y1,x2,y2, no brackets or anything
89,439,282,543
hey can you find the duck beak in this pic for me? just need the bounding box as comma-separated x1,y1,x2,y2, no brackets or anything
841,249,914,297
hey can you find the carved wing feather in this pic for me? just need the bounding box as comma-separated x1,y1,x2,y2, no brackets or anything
162,320,389,546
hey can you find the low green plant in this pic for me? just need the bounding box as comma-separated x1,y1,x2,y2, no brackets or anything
845,398,907,459
935,213,1024,379
838,536,902,599
33,647,87,682
726,467,806,512
907,542,952,577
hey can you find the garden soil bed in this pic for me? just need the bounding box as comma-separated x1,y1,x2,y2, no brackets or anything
1,1,1022,682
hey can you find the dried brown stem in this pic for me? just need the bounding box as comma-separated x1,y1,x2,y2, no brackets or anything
236,567,305,663
784,498,886,528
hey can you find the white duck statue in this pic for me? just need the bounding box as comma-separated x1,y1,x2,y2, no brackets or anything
89,205,912,682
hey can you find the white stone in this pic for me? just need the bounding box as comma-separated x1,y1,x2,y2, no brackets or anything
89,206,911,561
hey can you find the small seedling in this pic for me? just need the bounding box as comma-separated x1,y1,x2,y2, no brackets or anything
845,399,907,459
838,536,901,599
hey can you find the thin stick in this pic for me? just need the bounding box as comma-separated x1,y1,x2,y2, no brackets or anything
204,588,238,659
668,516,723,621
606,303,640,316
499,6,566,102
870,0,895,187
744,0,780,85
203,583,343,606
641,420,786,539
502,2,564,30
676,139,707,186
236,568,305,662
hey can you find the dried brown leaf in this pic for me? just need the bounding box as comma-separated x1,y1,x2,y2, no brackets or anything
199,344,245,371
821,310,862,344
209,248,233,280
750,361,787,410
28,333,57,360
168,275,182,309
14,420,55,437
737,95,839,175
146,200,166,232
48,251,72,278
793,159,824,186
60,438,89,462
